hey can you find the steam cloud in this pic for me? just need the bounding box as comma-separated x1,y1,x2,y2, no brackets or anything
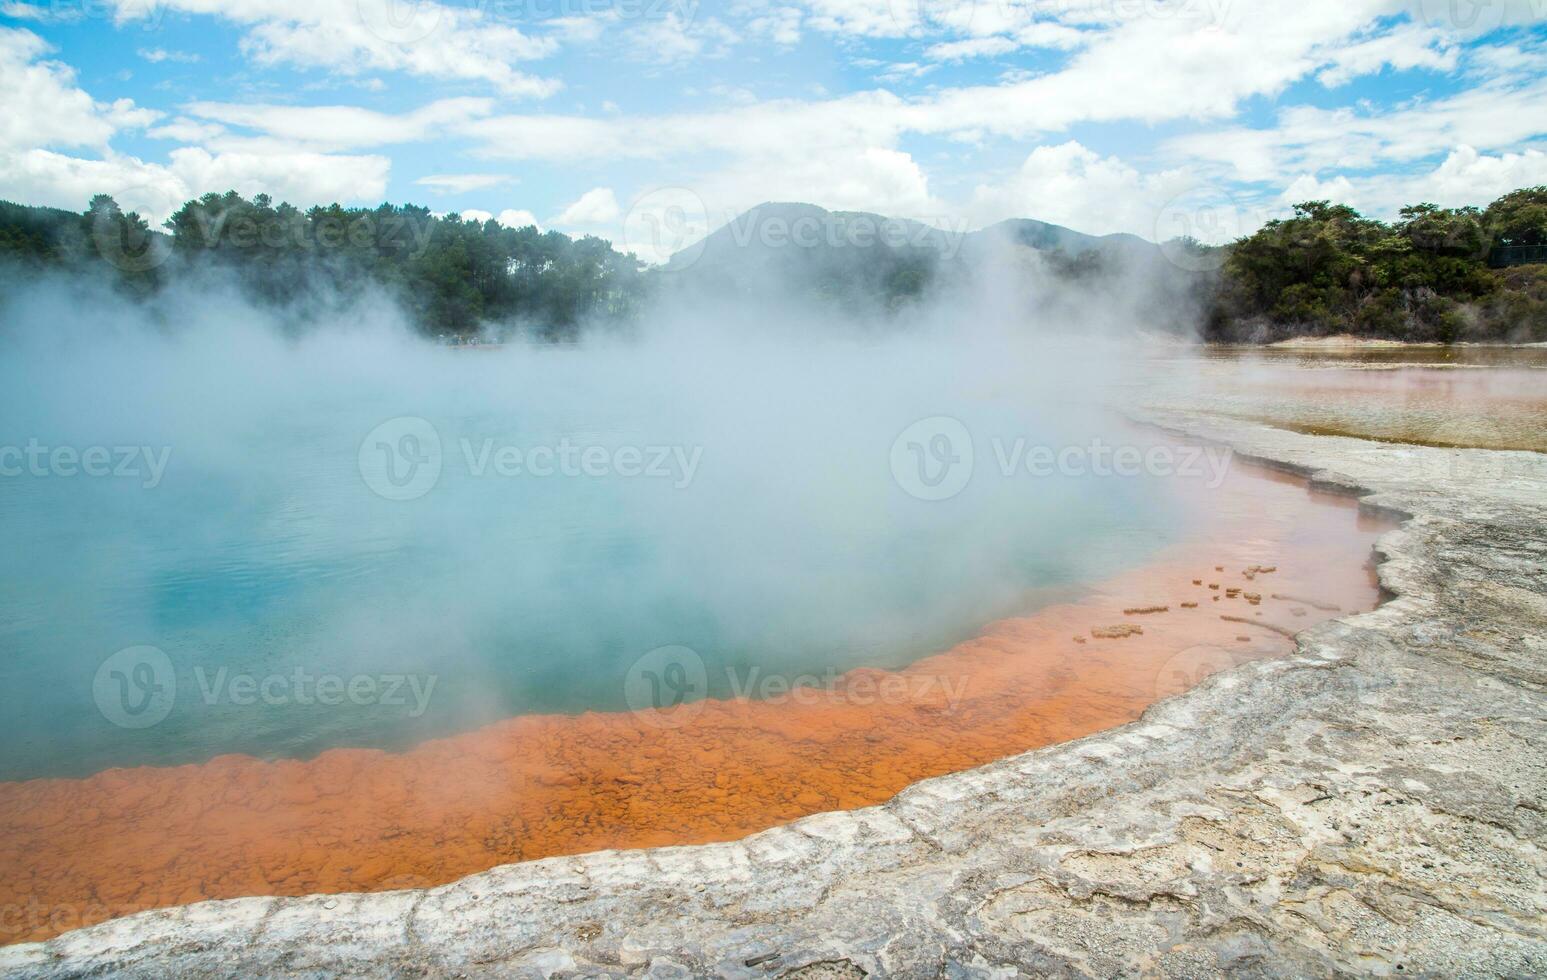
0,245,1194,780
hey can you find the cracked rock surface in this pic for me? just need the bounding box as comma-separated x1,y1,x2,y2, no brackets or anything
3,409,1544,978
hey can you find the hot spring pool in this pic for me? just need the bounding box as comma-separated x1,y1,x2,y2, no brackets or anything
0,328,1192,781
0,325,1394,944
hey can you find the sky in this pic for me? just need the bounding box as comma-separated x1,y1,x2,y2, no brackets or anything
2,0,1546,261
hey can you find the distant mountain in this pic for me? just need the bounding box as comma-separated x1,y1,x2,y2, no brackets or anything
662,202,961,314
970,217,1158,258
667,202,961,268
661,202,1198,326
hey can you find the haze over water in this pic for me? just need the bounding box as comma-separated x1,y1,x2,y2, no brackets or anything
0,304,1192,781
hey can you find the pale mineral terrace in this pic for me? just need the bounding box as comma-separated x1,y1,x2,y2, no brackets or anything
4,405,1544,978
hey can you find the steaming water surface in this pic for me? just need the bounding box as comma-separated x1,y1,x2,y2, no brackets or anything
0,322,1186,780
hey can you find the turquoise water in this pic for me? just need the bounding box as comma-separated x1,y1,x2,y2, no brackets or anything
0,324,1186,780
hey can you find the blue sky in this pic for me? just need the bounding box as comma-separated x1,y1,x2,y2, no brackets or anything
3,0,1546,260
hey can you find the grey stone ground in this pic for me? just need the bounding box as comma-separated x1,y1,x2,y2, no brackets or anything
3,408,1544,978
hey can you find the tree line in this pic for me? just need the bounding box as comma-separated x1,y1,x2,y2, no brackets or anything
3,186,1546,343
1204,187,1547,343
0,192,648,340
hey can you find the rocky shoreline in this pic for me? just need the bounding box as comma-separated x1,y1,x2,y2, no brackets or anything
4,409,1544,978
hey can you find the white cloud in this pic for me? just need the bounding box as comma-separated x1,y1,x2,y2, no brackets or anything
544,15,608,45
496,208,539,229
414,173,511,194
1166,77,1547,182
700,145,937,222
1,26,392,222
554,187,621,226
925,23,1087,61
746,5,803,45
968,141,1192,238
103,0,563,96
1277,146,1547,219
0,150,191,220
1278,173,1359,206
138,47,201,64
462,90,909,163
0,2,53,20
871,61,936,83
458,1,1426,167
454,207,539,229
185,97,493,152
0,146,390,221
1315,23,1456,87
924,36,1019,61
1414,144,1547,202
146,118,228,143
625,13,741,64
798,0,912,38
164,146,390,206
0,28,158,154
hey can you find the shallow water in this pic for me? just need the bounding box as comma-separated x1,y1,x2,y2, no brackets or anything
1202,343,1547,368
1162,348,1547,452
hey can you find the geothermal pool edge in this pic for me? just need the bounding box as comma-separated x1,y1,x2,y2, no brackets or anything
5,407,1545,978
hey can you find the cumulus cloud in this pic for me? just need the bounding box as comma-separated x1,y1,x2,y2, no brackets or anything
166,147,390,207
1,25,396,222
1415,144,1547,201
0,28,158,154
459,208,540,229
495,208,540,229
1278,173,1359,206
968,141,1192,238
696,145,938,224
101,0,564,96
1273,146,1547,219
554,187,622,226
0,146,390,222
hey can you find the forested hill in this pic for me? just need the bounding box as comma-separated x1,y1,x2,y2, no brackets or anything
0,193,648,340
1205,188,1547,343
